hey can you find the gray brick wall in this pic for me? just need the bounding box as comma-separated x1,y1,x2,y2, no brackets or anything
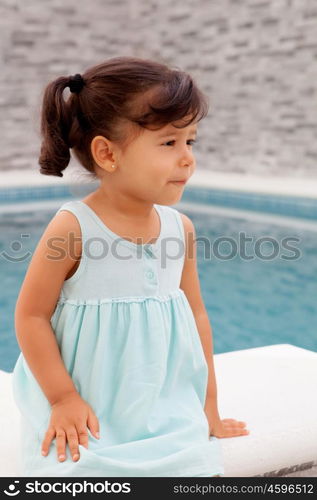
0,0,316,177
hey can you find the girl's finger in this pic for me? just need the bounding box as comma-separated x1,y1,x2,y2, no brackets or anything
41,427,55,456
66,427,80,462
223,419,247,428
233,423,249,431
222,423,249,434
222,418,240,423
56,429,67,462
231,428,249,436
222,421,235,429
77,425,89,449
230,422,247,428
87,409,100,439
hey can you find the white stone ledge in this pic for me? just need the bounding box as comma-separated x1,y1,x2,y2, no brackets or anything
214,343,317,477
1,168,317,198
1,344,316,477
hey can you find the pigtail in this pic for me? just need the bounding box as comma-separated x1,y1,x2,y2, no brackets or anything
38,77,72,177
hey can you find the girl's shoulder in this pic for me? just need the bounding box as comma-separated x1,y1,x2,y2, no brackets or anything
44,205,83,260
52,202,82,236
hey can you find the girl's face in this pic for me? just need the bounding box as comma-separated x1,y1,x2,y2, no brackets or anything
107,118,198,206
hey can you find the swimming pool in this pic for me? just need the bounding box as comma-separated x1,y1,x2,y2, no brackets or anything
1,187,316,372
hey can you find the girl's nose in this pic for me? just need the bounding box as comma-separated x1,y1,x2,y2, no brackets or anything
180,146,195,166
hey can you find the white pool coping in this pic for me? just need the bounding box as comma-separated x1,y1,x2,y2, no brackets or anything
1,343,316,477
1,168,317,198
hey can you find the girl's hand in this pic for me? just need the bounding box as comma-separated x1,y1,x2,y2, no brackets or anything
41,392,100,463
209,418,250,438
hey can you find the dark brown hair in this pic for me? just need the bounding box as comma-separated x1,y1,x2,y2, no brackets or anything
38,56,209,178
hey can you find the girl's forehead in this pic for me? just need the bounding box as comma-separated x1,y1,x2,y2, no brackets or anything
155,122,198,135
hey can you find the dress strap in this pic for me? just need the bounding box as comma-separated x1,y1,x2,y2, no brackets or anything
54,200,101,287
173,207,185,248
158,205,185,267
55,200,91,242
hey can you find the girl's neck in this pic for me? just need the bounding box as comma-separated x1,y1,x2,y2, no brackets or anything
90,187,156,221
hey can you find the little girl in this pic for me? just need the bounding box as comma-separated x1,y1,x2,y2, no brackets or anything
12,56,249,477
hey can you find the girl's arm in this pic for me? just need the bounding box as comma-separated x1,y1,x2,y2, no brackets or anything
179,212,249,439
15,211,81,405
15,316,77,406
15,210,100,462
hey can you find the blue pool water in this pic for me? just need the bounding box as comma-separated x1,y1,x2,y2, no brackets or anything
1,198,316,372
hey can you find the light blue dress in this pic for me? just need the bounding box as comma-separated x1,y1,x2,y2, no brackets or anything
12,200,224,477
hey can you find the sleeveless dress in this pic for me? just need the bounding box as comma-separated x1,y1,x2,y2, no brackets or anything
12,200,225,477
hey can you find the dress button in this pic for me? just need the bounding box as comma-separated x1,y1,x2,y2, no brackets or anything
146,270,154,279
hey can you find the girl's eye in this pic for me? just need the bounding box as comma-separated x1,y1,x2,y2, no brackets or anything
163,139,197,146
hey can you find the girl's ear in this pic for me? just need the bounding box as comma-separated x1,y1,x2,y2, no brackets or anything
90,135,116,171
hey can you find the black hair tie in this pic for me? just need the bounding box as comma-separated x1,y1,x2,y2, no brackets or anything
68,73,85,93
